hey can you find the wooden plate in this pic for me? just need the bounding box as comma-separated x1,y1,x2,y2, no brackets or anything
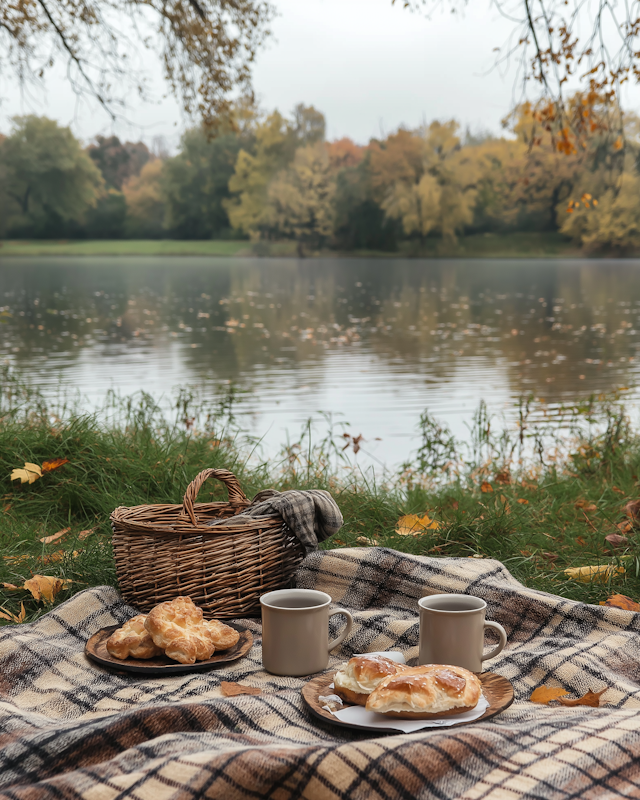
302,670,514,734
85,623,253,675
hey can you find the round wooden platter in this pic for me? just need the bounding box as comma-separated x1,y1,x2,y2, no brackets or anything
302,670,514,734
85,623,253,675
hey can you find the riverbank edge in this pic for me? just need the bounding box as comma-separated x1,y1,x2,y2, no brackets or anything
0,232,605,259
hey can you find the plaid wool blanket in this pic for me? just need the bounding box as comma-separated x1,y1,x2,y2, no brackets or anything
1,547,640,799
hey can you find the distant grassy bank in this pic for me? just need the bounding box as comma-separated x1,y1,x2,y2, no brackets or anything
0,376,638,624
0,232,586,259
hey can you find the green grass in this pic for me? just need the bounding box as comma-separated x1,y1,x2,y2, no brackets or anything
0,375,638,624
0,232,590,259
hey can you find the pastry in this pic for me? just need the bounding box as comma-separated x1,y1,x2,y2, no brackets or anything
144,596,216,665
365,664,482,719
106,614,163,660
204,618,240,651
334,655,409,706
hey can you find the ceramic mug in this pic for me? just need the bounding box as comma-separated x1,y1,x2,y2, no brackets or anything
418,593,507,672
260,588,354,676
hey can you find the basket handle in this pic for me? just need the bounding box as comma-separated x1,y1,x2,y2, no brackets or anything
182,469,249,526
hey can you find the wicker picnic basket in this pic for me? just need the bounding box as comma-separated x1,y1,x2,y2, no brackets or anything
110,468,305,619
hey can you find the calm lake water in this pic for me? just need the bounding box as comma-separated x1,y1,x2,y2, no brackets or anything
1,255,639,467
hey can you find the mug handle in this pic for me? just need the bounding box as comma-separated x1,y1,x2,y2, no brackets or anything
482,621,507,662
327,609,353,652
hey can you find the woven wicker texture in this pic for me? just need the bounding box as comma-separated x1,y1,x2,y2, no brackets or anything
111,468,304,618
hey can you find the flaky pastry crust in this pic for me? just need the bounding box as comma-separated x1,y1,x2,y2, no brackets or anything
106,615,163,660
366,664,482,719
334,655,408,706
204,618,240,650
144,596,216,665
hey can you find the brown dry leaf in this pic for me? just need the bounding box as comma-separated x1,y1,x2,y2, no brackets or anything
530,685,569,704
557,689,607,707
332,539,346,546
575,536,587,547
3,555,29,564
220,681,261,697
23,575,72,603
517,498,529,505
495,470,511,485
617,521,633,534
541,551,559,564
77,528,96,541
612,486,625,495
521,481,538,491
356,536,379,546
605,533,628,548
480,481,494,494
3,503,11,513
40,551,80,565
600,594,640,611
575,499,597,512
2,583,20,590
0,602,25,623
625,499,640,524
451,499,459,511
41,458,69,473
10,463,42,485
39,527,71,545
396,513,440,536
564,564,625,583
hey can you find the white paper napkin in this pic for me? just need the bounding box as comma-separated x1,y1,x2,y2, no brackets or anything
332,695,490,733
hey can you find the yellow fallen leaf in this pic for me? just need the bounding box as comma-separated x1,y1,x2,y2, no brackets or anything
2,583,20,590
481,481,494,493
564,564,625,583
599,594,640,611
10,462,43,484
3,555,30,564
530,685,569,704
41,458,69,473
517,498,529,505
395,513,440,536
39,527,71,544
23,575,72,603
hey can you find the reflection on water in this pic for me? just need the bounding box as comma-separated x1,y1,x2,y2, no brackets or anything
0,256,638,466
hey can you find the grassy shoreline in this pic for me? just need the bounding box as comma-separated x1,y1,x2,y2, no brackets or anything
0,380,638,624
0,232,592,259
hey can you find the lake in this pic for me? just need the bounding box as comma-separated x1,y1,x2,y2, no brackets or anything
0,255,638,468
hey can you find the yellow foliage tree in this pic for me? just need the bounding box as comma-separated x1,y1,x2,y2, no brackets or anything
267,142,336,254
370,122,480,243
122,159,166,238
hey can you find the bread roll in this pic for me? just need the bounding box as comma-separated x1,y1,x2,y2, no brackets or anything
334,655,408,706
365,664,482,719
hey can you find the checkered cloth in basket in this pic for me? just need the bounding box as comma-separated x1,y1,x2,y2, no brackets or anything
1,546,640,799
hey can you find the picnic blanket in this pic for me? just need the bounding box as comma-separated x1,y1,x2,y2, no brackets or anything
2,547,640,799
208,488,343,553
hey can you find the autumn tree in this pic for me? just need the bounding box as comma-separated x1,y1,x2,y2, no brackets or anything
225,104,325,238
87,137,151,190
0,115,103,237
0,0,273,128
122,159,166,238
370,122,480,243
267,142,336,254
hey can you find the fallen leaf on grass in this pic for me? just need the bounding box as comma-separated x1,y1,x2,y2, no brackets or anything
3,503,11,513
451,499,459,511
10,463,42,485
575,536,587,547
77,528,96,541
617,521,633,534
23,575,72,603
356,536,379,546
612,486,625,495
530,686,569,704
395,513,439,536
565,564,625,583
557,689,607,707
480,482,493,494
2,583,20,590
625,499,640,525
0,602,25,623
41,458,69,473
3,555,29,564
39,527,71,544
517,498,529,505
605,533,628,548
495,470,511,485
600,594,640,611
541,551,559,564
332,539,346,546
220,681,261,697
575,499,597,512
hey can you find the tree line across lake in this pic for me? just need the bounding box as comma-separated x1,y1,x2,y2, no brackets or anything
1,97,638,253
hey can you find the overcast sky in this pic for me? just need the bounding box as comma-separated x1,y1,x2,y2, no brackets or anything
1,0,635,149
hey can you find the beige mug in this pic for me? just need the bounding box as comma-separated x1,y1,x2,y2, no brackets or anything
418,594,507,672
260,588,354,676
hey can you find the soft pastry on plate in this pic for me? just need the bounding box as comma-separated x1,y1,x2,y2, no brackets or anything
333,655,409,706
365,664,482,719
145,596,218,665
106,614,163,660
